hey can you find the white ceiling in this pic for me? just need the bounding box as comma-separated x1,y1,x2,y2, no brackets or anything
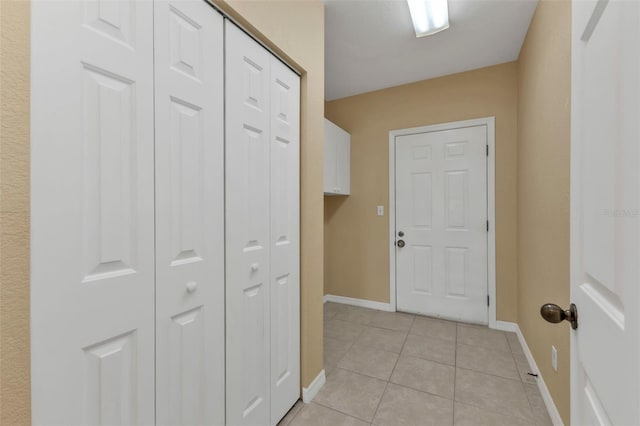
325,0,538,100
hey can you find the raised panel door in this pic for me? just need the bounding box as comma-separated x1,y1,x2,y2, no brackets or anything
31,1,155,423
154,1,225,424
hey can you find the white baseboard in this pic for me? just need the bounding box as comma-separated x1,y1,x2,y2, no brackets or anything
493,320,519,333
323,294,395,312
302,369,326,403
491,321,564,426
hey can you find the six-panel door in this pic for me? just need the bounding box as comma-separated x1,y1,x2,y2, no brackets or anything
154,1,225,425
31,1,156,423
225,22,301,426
395,126,488,324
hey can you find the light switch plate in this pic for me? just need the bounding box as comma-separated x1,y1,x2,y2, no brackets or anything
377,205,384,216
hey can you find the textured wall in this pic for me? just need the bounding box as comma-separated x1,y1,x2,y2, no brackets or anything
213,0,326,389
325,62,519,323
517,1,572,423
0,0,31,424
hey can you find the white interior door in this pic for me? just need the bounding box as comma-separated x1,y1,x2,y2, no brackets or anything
225,22,272,426
31,1,155,423
154,1,225,425
571,0,640,424
395,126,488,323
269,57,300,426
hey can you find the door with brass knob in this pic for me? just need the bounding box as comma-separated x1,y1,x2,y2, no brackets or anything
540,303,578,330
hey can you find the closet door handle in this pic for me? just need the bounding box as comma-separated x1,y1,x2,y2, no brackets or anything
186,281,198,294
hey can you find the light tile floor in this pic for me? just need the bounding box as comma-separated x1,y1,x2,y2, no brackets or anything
279,302,553,426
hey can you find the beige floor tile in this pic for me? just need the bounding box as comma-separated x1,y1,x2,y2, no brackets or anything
324,337,353,367
455,368,533,420
324,319,366,342
456,343,520,381
373,383,453,426
278,400,304,426
314,368,387,422
390,355,455,399
513,353,538,384
337,343,399,380
456,324,510,352
454,402,534,426
324,311,338,321
290,403,369,426
324,302,349,316
355,326,408,353
402,333,455,366
524,384,553,426
410,317,457,342
334,308,378,325
369,311,415,331
506,332,525,354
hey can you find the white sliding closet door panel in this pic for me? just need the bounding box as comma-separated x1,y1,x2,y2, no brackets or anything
269,58,301,426
154,1,225,425
31,1,155,424
225,22,272,426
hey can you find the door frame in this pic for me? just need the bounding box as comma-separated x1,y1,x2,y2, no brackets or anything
388,117,496,327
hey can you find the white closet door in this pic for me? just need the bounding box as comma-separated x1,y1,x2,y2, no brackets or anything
225,22,272,426
154,1,225,425
31,1,155,424
269,58,301,425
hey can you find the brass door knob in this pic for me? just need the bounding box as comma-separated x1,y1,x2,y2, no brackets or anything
540,303,578,329
397,240,405,248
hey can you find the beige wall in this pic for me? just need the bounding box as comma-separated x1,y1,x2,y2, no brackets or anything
517,1,571,424
0,1,324,423
325,62,519,322
0,0,31,424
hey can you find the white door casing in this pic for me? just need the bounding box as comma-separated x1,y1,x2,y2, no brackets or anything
269,57,301,426
225,22,272,426
31,1,155,424
154,1,225,425
394,125,488,324
571,0,640,424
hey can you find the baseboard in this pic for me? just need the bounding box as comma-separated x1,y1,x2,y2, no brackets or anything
493,320,519,333
302,369,326,404
323,294,395,312
493,321,563,426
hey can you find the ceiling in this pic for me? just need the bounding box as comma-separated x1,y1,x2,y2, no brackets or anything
325,0,538,100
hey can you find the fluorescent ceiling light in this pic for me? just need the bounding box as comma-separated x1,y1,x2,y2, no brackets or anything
407,0,450,37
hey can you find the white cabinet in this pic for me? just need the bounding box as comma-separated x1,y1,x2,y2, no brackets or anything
324,119,351,195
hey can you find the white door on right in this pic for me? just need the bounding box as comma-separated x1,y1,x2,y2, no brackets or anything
395,126,487,323
571,0,639,424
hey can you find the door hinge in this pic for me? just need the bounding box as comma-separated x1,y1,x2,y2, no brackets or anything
487,220,489,232
487,295,490,306
486,145,489,156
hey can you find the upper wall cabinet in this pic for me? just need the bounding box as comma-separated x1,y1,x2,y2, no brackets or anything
324,119,351,195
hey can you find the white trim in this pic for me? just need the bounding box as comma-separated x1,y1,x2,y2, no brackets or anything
302,369,326,403
323,294,395,312
388,117,497,327
493,322,564,426
493,320,519,333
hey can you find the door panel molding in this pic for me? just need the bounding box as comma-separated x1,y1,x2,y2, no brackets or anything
388,117,496,327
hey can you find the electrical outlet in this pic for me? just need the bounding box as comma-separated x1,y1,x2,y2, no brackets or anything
377,205,384,216
551,345,558,372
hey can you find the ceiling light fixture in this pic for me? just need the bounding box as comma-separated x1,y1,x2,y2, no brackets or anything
407,0,450,37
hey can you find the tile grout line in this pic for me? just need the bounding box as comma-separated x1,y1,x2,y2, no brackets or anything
370,321,411,424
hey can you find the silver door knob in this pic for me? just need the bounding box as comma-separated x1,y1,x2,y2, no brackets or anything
540,303,578,329
397,240,405,248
